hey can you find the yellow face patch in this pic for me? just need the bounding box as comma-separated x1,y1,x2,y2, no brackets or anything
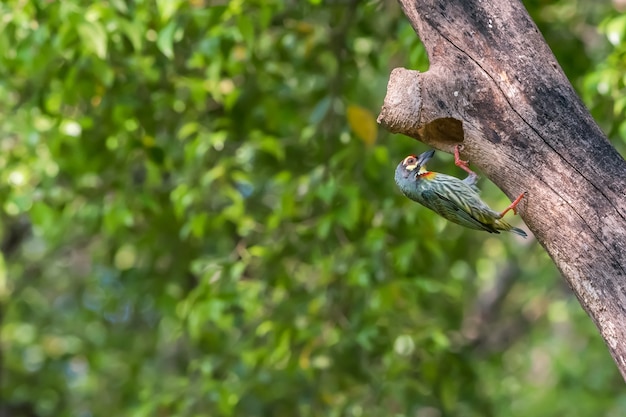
402,155,418,171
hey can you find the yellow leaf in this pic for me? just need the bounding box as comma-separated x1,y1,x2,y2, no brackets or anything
142,135,155,147
347,105,377,146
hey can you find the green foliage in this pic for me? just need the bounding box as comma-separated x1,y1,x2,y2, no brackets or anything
1,1,625,416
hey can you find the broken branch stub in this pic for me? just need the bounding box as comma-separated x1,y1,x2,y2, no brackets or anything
377,68,422,136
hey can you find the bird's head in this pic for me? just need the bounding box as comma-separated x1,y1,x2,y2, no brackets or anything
395,149,435,181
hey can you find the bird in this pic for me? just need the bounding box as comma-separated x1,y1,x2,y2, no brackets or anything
394,145,527,237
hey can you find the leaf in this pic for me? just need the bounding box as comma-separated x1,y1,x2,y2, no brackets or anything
309,96,331,124
346,104,377,146
119,19,144,51
602,14,626,46
156,0,182,23
189,212,208,238
77,21,108,59
177,122,199,141
237,14,254,50
157,21,177,59
109,0,128,14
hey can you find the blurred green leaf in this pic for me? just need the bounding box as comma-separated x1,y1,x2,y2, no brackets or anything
157,0,181,23
157,21,177,59
77,21,108,59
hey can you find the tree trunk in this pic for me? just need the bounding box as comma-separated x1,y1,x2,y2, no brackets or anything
378,0,626,379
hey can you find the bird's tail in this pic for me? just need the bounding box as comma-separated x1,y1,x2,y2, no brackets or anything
509,226,528,238
495,219,528,238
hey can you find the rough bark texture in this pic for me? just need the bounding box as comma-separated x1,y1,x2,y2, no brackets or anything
378,0,626,379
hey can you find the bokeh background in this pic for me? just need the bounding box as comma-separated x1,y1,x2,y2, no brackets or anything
2,0,626,416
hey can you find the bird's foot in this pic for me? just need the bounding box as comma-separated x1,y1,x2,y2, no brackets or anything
499,191,527,217
454,144,478,178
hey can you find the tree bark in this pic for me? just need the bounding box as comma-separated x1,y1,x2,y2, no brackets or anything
378,0,626,379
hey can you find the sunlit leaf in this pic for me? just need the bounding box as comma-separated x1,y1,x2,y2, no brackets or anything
157,0,182,23
157,21,177,59
77,21,108,59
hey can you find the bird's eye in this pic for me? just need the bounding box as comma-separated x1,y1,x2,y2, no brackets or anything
405,156,416,165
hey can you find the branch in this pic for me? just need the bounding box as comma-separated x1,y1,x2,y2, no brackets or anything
380,0,626,379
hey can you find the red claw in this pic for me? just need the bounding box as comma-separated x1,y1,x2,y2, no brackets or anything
454,144,477,177
499,191,527,217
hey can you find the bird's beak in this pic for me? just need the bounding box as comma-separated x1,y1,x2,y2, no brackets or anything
417,149,435,168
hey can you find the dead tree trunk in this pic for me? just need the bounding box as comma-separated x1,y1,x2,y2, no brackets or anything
378,0,626,379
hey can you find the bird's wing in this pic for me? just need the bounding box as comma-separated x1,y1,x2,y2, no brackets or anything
423,189,499,233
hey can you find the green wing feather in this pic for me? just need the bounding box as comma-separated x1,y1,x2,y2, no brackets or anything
420,188,500,233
